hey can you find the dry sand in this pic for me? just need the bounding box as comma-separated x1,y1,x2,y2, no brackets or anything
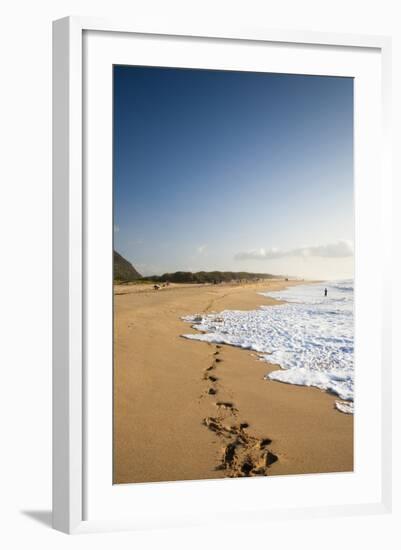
113,279,353,484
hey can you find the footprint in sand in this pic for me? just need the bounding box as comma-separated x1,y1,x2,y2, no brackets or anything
216,401,237,414
200,343,277,477
202,415,278,477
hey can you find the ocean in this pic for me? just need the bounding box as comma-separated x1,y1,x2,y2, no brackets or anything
182,280,354,414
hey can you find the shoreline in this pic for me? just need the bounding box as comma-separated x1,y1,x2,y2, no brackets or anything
113,279,353,483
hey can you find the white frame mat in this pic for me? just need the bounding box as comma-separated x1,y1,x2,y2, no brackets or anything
52,16,392,534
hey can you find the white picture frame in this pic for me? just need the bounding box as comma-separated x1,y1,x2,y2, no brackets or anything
52,16,392,534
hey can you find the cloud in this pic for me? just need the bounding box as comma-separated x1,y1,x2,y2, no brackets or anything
197,244,207,254
234,240,354,261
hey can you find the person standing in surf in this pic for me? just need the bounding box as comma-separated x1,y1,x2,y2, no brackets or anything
324,287,328,297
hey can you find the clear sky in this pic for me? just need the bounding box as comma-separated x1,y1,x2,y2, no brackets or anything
113,65,354,280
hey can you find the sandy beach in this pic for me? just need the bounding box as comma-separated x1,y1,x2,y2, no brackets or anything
113,279,353,484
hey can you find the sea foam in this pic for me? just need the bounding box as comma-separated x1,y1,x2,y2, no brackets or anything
182,280,354,413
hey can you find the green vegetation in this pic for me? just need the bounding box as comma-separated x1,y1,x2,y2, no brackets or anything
114,251,142,282
147,271,277,284
113,250,278,284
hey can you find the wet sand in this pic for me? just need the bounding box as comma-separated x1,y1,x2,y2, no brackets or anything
113,279,353,484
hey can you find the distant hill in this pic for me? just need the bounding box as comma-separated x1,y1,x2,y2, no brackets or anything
114,251,142,281
148,271,278,284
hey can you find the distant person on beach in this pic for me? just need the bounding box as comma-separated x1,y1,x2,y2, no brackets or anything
324,288,328,297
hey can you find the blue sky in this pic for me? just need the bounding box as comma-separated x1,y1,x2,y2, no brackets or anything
114,65,354,279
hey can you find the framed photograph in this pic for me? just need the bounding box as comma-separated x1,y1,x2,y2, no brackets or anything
52,17,392,534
